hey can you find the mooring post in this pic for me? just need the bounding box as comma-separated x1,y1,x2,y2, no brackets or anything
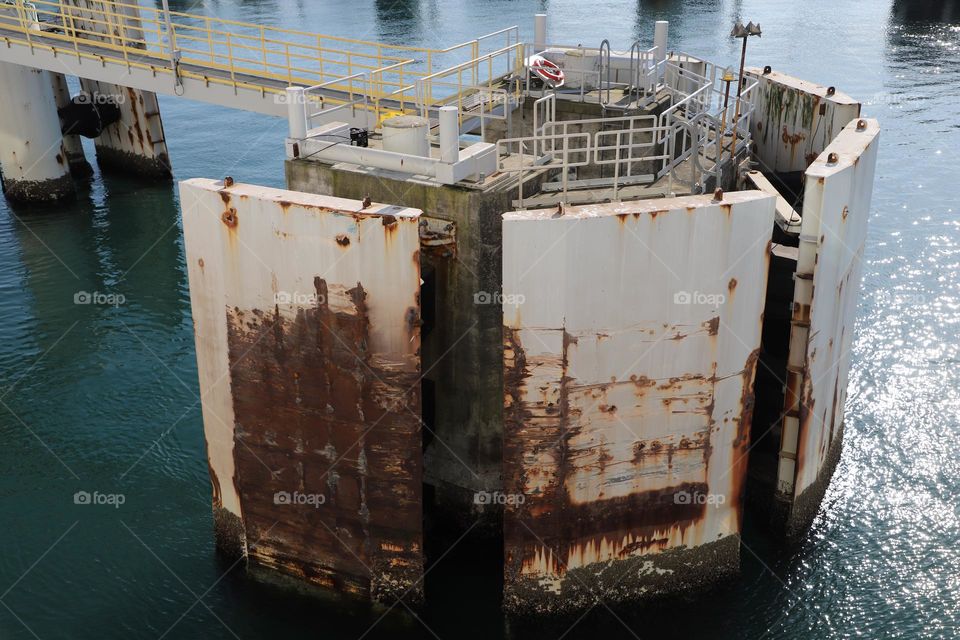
534,13,547,52
439,106,459,164
654,20,669,73
286,87,308,139
0,62,75,202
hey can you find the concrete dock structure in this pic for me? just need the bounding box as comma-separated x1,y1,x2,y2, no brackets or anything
272,18,879,613
0,0,880,616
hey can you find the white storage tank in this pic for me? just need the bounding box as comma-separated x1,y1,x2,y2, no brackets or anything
381,115,430,157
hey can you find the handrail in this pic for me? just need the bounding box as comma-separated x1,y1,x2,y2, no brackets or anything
415,43,524,123
599,39,611,106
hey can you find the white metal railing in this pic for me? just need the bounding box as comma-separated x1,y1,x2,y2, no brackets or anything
532,93,556,157
495,51,760,205
303,72,374,130
496,131,592,207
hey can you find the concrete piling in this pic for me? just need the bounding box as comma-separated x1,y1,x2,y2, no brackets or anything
49,72,93,179
65,0,172,178
0,62,75,203
79,78,172,178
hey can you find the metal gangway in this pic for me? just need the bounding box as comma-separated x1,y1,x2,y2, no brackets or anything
0,0,524,130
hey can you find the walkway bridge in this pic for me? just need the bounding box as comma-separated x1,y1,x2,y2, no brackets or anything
0,0,523,130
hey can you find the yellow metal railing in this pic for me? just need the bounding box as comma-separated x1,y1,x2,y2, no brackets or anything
0,0,521,124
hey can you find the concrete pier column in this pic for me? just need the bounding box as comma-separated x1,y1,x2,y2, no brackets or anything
49,72,93,178
0,62,75,203
79,78,172,178
65,0,172,178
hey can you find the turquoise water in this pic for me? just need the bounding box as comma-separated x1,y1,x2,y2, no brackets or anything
2,1,959,638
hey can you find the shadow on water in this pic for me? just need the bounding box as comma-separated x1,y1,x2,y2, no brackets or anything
8,173,187,327
375,0,422,44
892,0,960,23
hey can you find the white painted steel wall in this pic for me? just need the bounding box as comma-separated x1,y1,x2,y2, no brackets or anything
746,68,861,175
180,178,422,541
502,192,775,595
778,118,880,499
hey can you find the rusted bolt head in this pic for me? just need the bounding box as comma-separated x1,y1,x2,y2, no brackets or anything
826,86,836,96
763,65,772,75
223,176,234,187
856,119,867,131
335,233,350,246
713,188,724,201
827,152,839,164
221,207,238,227
362,196,372,209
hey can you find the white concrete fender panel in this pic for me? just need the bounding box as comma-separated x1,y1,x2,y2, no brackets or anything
501,191,776,614
180,178,424,602
778,118,879,523
746,67,861,175
0,62,73,202
79,77,171,177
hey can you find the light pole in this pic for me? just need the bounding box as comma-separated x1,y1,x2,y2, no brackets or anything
161,0,183,92
727,21,761,161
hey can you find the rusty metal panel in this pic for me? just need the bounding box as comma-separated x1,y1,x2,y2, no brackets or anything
502,192,776,614
747,68,861,174
777,119,879,525
180,179,424,603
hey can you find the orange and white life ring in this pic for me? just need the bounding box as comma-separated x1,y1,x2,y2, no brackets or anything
529,55,565,87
